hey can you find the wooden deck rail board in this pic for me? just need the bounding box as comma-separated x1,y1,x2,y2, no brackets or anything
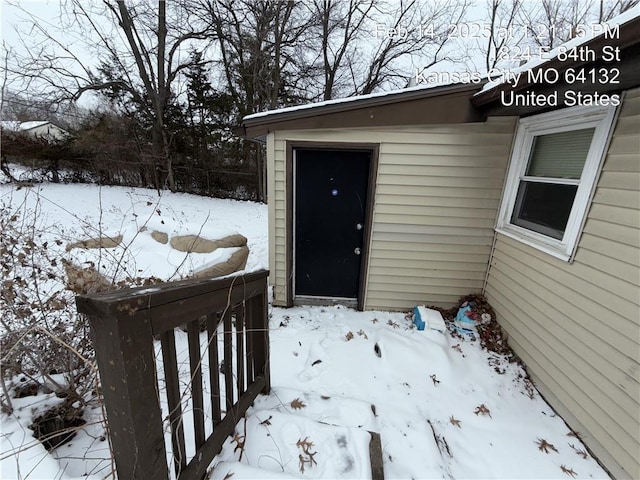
187,318,206,449
150,279,266,335
77,271,269,317
223,309,234,409
236,305,246,396
207,313,222,425
161,328,188,475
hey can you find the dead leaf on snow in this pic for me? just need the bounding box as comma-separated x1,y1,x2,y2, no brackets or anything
449,416,461,428
345,331,354,341
297,436,315,451
290,398,306,410
560,465,577,478
387,320,400,328
430,374,440,386
474,404,492,418
357,329,368,339
372,318,379,324
536,438,559,453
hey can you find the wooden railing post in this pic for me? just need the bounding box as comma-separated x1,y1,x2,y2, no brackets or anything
79,308,169,479
247,284,270,394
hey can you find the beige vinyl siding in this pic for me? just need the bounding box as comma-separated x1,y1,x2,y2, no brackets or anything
367,118,515,310
267,117,517,309
484,88,640,479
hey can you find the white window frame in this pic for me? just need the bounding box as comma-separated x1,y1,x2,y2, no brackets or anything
496,104,618,262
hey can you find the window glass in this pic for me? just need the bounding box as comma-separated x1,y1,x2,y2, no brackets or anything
526,128,595,179
511,182,578,239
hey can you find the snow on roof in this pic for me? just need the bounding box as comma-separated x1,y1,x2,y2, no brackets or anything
0,120,55,131
243,80,468,122
19,121,53,130
477,5,640,95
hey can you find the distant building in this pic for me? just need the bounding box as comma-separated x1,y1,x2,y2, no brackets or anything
0,120,69,142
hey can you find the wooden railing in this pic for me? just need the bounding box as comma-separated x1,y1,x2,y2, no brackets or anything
76,270,270,480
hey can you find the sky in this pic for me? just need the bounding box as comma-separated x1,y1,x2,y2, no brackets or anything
1,1,79,56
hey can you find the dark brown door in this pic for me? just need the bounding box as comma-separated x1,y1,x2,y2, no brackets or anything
295,148,370,299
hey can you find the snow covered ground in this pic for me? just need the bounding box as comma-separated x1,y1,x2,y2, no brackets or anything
221,306,609,479
0,172,610,479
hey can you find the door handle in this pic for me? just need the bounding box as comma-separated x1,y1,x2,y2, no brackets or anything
354,247,361,255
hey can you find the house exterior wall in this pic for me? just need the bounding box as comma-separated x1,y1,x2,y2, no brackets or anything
267,117,517,310
484,88,640,479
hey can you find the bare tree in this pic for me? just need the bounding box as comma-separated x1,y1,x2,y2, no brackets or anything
597,0,639,21
0,43,17,182
207,0,473,105
483,0,522,71
519,0,637,50
311,0,376,100
519,0,568,49
0,42,10,118
205,0,311,116
4,0,215,191
202,0,312,201
309,0,472,99
364,0,473,94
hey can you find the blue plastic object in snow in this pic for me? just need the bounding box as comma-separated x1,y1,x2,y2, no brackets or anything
454,302,476,335
413,306,425,330
413,306,446,333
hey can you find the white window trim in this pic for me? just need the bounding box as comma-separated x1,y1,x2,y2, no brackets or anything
496,104,618,262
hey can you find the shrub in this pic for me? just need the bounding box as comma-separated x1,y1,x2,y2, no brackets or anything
0,196,97,413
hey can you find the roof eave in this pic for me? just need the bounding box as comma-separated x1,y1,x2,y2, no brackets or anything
240,82,485,139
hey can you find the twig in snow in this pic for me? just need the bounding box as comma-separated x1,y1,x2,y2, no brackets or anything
568,443,588,459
